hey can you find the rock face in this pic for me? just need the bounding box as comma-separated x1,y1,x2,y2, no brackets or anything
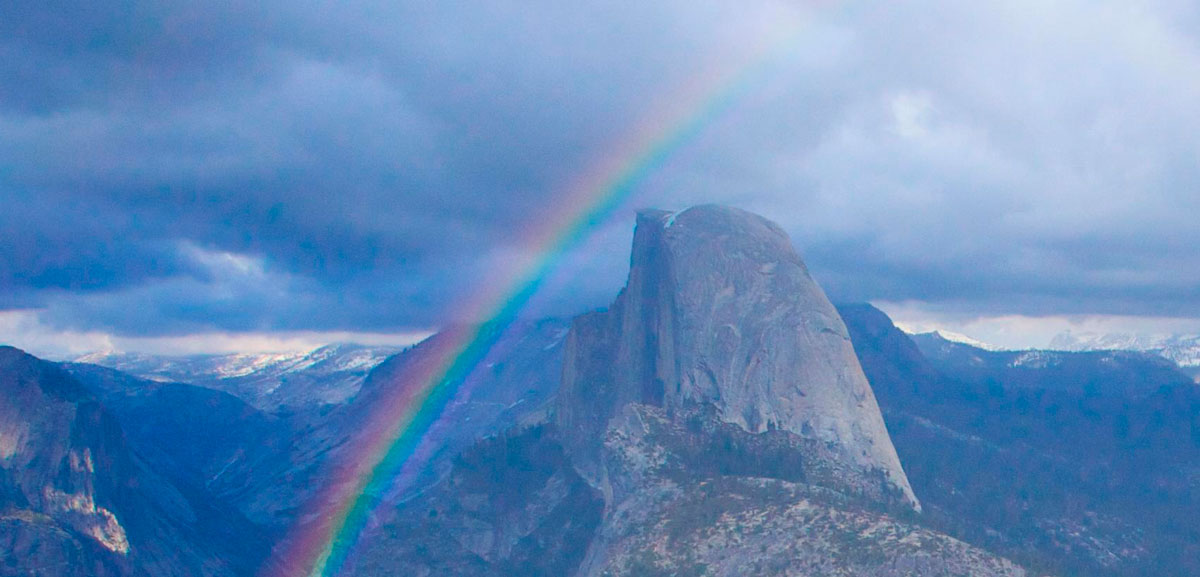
63,363,289,526
573,402,1022,577
349,413,1027,577
0,347,267,577
556,206,917,509
344,206,1033,577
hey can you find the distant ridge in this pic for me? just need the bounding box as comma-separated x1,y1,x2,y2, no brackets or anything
74,344,402,411
1050,330,1200,380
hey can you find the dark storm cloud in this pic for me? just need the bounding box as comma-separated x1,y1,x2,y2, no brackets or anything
2,0,1199,339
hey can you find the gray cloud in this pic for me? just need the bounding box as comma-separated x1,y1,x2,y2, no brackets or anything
2,0,1198,342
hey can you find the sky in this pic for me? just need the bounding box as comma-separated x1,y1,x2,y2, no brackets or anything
3,0,1200,358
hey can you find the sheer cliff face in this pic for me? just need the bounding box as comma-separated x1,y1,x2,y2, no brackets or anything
556,205,918,510
0,347,266,577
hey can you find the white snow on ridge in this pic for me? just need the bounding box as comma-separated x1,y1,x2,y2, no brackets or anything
1051,331,1200,368
213,351,311,378
73,343,404,411
894,323,1004,351
1009,351,1054,369
662,208,692,229
934,330,1004,351
76,344,401,382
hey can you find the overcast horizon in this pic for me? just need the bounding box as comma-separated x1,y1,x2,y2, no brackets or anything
4,1,1200,358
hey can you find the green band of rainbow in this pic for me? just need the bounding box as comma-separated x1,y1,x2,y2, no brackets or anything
272,14,819,576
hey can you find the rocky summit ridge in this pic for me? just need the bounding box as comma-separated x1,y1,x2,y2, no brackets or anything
556,205,919,511
347,205,1024,577
4,205,1045,577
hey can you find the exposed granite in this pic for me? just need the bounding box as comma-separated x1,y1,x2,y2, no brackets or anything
556,205,917,509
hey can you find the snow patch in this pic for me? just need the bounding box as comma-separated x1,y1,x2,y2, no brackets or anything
662,208,691,229
933,330,1001,351
895,324,1003,350
1009,351,1054,369
1051,331,1200,368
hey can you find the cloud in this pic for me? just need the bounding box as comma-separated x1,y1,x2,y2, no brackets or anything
0,309,429,361
2,0,1199,351
878,300,1200,350
643,0,1200,316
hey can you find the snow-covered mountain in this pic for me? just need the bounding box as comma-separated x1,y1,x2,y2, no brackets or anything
1050,331,1200,380
908,330,1194,397
918,328,1004,351
75,343,403,412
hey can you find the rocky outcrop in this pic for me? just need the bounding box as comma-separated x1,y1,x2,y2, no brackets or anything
0,347,267,577
349,410,1025,577
556,205,917,509
64,363,289,523
581,405,1024,577
346,205,1035,577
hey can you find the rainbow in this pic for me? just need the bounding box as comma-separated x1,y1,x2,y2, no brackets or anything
275,13,821,577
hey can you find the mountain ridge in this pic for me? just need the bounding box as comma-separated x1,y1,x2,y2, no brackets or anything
841,303,1200,576
1049,331,1200,381
0,346,269,577
557,206,919,510
343,206,1028,577
73,344,402,413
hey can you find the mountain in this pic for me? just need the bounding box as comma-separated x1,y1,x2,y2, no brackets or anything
346,206,1025,577
75,344,401,413
557,207,917,507
351,318,570,492
51,319,566,549
30,205,1200,577
911,330,1194,397
61,363,291,529
0,346,269,577
212,317,574,557
1049,331,1200,381
349,423,604,577
841,303,1200,576
353,418,1024,577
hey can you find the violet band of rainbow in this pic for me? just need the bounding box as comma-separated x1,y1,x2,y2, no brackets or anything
272,14,818,576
